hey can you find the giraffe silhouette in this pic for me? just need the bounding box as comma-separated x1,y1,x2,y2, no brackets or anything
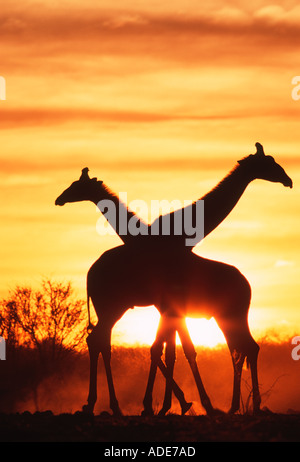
55,143,292,415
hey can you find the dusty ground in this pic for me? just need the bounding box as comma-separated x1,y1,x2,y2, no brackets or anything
0,411,300,442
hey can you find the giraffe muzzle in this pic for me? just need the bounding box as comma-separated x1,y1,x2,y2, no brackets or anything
55,196,66,206
283,177,293,188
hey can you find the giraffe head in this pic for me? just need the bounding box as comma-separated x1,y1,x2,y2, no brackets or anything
55,168,102,206
238,143,293,188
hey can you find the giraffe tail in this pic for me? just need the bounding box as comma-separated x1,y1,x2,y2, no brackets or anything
86,287,95,334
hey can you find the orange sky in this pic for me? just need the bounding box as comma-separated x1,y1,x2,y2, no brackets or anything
0,0,300,347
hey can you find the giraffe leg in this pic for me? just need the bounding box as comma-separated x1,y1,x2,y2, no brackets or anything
157,358,192,415
218,323,246,415
247,339,261,414
158,329,176,416
142,337,163,416
82,326,100,414
177,319,214,416
220,320,260,414
228,346,246,414
82,323,121,416
143,316,192,416
102,343,122,416
158,321,193,416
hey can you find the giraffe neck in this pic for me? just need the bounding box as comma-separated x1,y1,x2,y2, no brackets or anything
200,163,254,238
89,181,122,208
89,181,146,244
87,164,254,247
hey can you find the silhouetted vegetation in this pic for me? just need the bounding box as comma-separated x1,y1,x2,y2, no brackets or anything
0,280,87,412
1,280,299,440
0,341,300,441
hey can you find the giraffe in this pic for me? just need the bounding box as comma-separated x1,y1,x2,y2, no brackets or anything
142,143,293,415
84,247,260,416
55,169,193,414
55,143,292,415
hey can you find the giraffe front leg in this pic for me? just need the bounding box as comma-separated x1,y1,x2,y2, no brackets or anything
143,316,192,416
158,330,176,416
228,348,245,414
157,359,192,415
142,339,163,416
177,320,215,416
102,344,122,416
247,340,261,414
82,329,100,414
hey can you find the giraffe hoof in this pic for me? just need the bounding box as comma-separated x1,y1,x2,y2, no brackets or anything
211,408,226,417
82,404,94,415
141,408,154,417
227,406,239,415
252,406,269,416
158,408,169,417
112,408,123,417
206,407,224,417
181,402,193,415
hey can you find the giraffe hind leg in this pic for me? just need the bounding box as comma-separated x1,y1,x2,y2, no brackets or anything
247,340,261,414
102,344,122,416
222,322,260,415
177,319,215,416
142,316,192,416
83,323,122,416
228,347,246,414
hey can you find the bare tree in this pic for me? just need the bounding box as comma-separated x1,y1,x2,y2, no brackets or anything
0,279,87,361
0,280,88,411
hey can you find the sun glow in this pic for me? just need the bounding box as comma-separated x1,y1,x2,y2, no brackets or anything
185,318,226,348
111,307,226,348
111,307,160,346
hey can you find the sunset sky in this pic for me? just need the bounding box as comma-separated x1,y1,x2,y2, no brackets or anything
0,0,300,347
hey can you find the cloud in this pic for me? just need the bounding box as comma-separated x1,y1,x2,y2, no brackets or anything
0,149,231,177
0,107,175,128
212,6,251,26
255,5,300,26
1,3,300,68
274,260,295,268
102,12,149,29
1,2,300,40
0,106,252,129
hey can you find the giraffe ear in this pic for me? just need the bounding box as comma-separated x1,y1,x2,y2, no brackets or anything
255,142,265,156
80,167,90,181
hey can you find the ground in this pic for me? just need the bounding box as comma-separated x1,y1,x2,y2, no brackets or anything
1,411,300,442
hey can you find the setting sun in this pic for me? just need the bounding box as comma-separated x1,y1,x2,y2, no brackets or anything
111,307,226,348
185,318,226,348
